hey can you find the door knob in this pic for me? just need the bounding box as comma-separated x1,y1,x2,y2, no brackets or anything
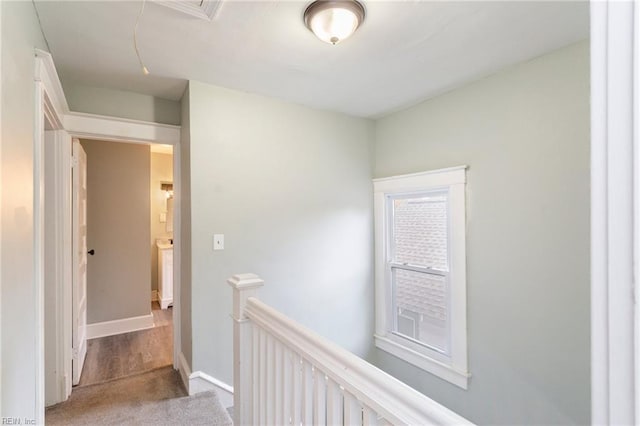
88,249,95,256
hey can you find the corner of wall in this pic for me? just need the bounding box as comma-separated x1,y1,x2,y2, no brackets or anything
64,83,182,126
177,351,191,393
179,82,192,368
177,351,233,408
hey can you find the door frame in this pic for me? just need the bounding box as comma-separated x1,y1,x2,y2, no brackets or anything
34,50,182,413
590,1,639,424
64,115,183,375
43,129,73,407
34,49,69,420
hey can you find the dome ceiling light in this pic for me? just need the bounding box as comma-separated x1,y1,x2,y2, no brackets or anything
303,0,366,45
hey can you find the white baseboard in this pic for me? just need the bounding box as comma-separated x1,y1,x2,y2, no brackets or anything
177,351,234,408
151,290,158,302
86,313,154,339
160,297,173,309
190,371,234,408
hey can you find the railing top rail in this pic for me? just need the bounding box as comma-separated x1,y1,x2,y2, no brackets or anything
245,297,473,426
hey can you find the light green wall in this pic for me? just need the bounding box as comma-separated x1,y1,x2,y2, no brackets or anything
372,41,590,425
1,0,48,419
180,85,193,367
1,0,49,419
0,3,590,417
81,140,151,323
65,84,181,125
186,81,375,384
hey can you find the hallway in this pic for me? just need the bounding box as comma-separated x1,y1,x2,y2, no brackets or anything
78,302,173,386
41,303,231,426
45,367,232,425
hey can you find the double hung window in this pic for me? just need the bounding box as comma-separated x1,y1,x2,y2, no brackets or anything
373,166,469,388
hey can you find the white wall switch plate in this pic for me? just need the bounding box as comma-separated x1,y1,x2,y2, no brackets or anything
213,234,224,250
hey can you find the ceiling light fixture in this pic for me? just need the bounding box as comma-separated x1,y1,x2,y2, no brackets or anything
303,0,365,45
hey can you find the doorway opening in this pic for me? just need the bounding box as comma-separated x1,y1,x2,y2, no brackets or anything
35,51,183,420
71,139,175,387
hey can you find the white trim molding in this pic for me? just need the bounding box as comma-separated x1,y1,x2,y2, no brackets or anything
189,371,234,408
64,111,183,374
86,314,154,340
374,335,470,389
635,1,640,421
34,48,69,424
64,112,181,145
177,352,234,408
44,130,73,407
373,166,469,389
591,1,639,424
0,2,3,411
372,166,467,192
35,49,70,118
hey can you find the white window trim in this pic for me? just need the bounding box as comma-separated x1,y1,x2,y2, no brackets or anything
373,166,469,389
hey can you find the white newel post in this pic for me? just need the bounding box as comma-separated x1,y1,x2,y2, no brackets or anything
228,273,264,425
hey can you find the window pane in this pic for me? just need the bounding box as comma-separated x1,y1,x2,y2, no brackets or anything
392,192,448,270
393,268,448,353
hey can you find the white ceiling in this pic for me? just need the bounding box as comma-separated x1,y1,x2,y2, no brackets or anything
34,0,589,118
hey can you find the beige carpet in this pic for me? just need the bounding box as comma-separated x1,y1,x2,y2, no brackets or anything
46,366,233,425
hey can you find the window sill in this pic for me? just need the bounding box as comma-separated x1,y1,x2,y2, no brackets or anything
374,334,469,390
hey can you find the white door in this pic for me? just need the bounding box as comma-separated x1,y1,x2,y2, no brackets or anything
72,139,88,385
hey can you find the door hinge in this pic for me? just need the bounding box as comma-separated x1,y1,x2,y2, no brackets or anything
71,156,78,168
72,348,78,360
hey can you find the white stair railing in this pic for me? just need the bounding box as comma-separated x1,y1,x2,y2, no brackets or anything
229,273,473,426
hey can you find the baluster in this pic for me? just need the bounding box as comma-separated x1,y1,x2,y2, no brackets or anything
301,360,314,425
252,325,260,425
326,379,343,425
342,392,362,426
282,346,292,425
259,327,267,425
362,406,377,426
274,339,283,426
291,353,302,426
266,334,275,425
313,368,327,425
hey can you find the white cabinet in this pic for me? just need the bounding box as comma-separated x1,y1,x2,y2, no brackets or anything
157,242,173,309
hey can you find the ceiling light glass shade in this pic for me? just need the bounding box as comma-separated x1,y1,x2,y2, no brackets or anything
304,0,365,45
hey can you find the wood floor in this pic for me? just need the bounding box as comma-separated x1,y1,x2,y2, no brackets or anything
46,367,233,426
77,302,173,387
